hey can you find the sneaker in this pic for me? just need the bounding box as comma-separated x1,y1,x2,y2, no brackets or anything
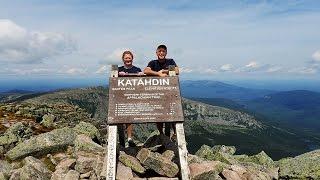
128,139,136,147
171,134,177,142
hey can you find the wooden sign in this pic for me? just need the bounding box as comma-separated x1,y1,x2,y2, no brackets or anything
107,76,184,124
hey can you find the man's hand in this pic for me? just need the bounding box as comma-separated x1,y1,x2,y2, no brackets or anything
118,71,126,76
158,70,168,77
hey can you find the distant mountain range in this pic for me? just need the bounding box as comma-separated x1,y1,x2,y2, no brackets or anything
180,80,275,101
244,90,320,131
181,81,320,131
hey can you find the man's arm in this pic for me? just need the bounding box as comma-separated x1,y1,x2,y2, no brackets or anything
144,67,167,77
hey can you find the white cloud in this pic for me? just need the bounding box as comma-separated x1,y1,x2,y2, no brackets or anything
236,61,275,73
0,67,53,75
0,19,76,64
95,65,108,74
266,66,283,73
245,61,259,68
66,68,87,75
180,67,193,73
203,68,218,74
220,64,233,72
312,50,320,62
288,67,317,74
101,48,129,65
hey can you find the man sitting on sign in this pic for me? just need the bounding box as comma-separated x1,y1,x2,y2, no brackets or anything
144,44,179,136
144,44,179,77
119,50,142,147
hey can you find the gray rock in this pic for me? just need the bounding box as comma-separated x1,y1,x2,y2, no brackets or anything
195,145,215,160
119,151,145,174
116,162,133,180
50,153,68,165
137,148,179,178
212,145,236,155
221,169,244,180
41,114,56,128
19,156,52,180
55,158,76,172
187,154,204,164
0,146,3,155
148,178,179,180
9,169,21,180
80,171,92,178
89,172,98,180
6,122,26,135
74,134,104,153
0,172,7,180
0,160,12,179
74,121,101,141
230,165,247,177
0,132,18,146
245,169,271,180
278,149,320,179
162,150,175,161
6,127,76,160
235,151,274,168
64,170,80,180
94,155,105,179
51,168,67,180
195,145,236,164
189,161,226,180
75,155,96,174
51,158,76,179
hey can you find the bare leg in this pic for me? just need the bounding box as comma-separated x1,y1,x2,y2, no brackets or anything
157,123,164,134
126,124,133,139
126,124,136,147
172,123,176,134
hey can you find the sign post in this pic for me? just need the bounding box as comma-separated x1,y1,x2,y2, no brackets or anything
105,65,190,180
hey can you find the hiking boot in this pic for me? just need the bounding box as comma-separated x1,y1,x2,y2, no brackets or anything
128,139,136,147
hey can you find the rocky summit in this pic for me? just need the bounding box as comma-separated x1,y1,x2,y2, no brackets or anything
0,87,320,179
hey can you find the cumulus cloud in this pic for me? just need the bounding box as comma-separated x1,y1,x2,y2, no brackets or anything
220,64,233,72
65,68,87,75
312,50,320,62
95,65,108,74
266,66,283,73
179,67,193,73
288,67,317,74
0,67,53,75
236,61,275,73
0,19,76,64
100,48,129,65
203,68,218,74
99,48,147,67
245,61,260,68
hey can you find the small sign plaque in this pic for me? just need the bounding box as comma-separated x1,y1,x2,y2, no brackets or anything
107,76,184,124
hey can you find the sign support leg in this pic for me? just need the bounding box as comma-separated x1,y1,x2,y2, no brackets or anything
175,122,190,180
106,125,117,180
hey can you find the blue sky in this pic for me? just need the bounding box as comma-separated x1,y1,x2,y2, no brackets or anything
1,0,320,81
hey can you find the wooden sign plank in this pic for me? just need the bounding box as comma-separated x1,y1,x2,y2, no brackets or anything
106,125,117,180
107,76,184,124
176,122,190,180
